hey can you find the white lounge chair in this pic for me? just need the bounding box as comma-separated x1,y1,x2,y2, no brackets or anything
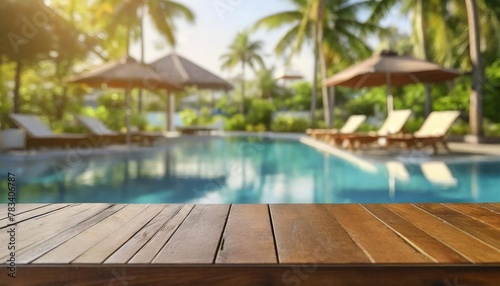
386,111,460,153
342,109,413,150
9,113,88,149
76,115,164,145
306,114,367,143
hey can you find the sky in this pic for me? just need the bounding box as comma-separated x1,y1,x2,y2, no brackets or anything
129,0,411,81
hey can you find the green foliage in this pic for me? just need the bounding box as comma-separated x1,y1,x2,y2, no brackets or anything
270,81,314,112
433,79,469,114
270,115,310,133
179,108,198,126
245,123,267,132
179,107,215,126
225,114,246,131
484,121,500,136
484,60,500,123
215,96,239,117
345,88,387,116
245,99,275,129
449,120,469,135
405,118,425,133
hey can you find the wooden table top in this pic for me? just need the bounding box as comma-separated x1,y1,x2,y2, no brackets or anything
1,203,499,285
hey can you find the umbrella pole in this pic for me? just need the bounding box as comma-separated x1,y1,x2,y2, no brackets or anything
386,73,394,114
126,84,131,147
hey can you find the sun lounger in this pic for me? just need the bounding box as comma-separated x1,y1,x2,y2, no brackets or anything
76,115,164,146
9,113,89,149
386,111,460,153
341,109,412,150
306,115,366,143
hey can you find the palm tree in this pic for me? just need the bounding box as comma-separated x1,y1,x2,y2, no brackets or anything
220,31,266,114
465,0,483,137
373,0,494,136
254,0,379,126
95,0,194,112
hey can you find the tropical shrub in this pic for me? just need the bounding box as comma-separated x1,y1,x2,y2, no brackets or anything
271,115,310,133
246,99,275,128
225,114,246,131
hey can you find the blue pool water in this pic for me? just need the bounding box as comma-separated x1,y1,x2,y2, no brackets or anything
1,136,499,204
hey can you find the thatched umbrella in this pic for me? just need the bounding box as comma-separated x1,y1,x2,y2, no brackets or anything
67,56,180,145
325,50,462,113
150,53,232,130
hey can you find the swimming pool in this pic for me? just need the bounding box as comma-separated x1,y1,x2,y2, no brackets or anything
1,136,499,204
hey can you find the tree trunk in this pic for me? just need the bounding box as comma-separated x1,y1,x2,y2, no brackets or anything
416,0,432,116
13,60,22,113
330,86,336,126
56,85,69,120
317,0,330,127
138,5,146,114
241,61,246,114
465,0,483,137
310,25,318,125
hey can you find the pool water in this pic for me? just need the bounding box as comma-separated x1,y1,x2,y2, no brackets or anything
1,136,499,204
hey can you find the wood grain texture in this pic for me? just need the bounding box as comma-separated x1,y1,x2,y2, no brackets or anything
363,204,470,263
0,204,70,227
3,265,500,286
387,204,500,262
446,204,500,229
481,203,500,214
152,204,230,264
0,204,113,262
270,204,370,264
73,205,167,264
1,203,500,272
216,204,277,264
327,204,430,263
416,204,500,251
33,205,150,264
108,204,194,264
12,204,110,250
15,204,125,264
0,204,51,221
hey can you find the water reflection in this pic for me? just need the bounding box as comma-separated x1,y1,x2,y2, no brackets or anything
0,137,499,203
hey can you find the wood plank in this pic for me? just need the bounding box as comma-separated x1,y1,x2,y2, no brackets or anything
152,204,230,264
0,204,111,262
0,204,70,227
327,204,430,263
270,204,370,264
386,204,500,263
0,204,49,222
108,204,194,264
72,205,167,264
11,204,111,252
215,204,277,264
416,204,500,251
479,203,500,215
33,205,150,264
3,265,500,286
363,204,470,263
15,204,125,264
446,204,500,229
